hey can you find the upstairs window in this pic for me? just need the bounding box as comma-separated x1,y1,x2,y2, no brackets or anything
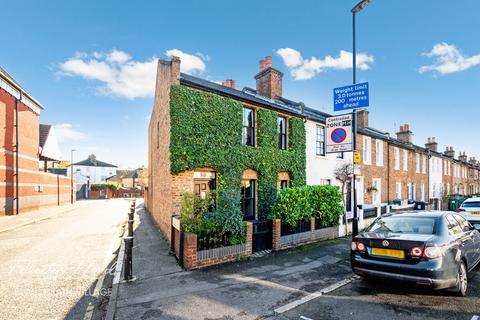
278,116,288,150
316,125,325,156
363,136,372,165
403,150,408,171
242,107,255,146
375,140,383,166
394,147,400,170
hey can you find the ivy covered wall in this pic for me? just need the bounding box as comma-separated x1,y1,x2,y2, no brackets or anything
170,85,306,219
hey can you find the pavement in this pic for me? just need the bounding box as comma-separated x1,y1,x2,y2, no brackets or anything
0,200,92,233
0,198,132,320
114,208,480,320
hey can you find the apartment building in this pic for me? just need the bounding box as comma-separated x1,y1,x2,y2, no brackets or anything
0,67,73,215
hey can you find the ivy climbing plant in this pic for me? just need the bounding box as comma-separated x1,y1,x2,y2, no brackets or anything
170,85,306,220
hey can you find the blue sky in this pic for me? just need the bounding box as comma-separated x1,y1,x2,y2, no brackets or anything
2,0,479,168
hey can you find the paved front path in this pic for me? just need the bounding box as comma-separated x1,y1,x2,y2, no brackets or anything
115,210,352,320
0,198,131,320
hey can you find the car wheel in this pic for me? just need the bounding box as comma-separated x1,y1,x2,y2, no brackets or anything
455,261,468,297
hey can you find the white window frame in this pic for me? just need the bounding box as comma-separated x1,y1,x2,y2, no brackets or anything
416,154,420,173
420,184,425,202
396,182,402,200
403,150,408,171
422,155,427,174
375,140,383,166
372,178,381,204
363,136,372,165
394,147,400,170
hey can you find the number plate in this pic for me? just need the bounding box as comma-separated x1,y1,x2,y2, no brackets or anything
371,248,405,259
471,212,480,215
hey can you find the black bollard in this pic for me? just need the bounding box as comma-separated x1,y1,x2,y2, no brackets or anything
123,236,134,281
127,218,134,237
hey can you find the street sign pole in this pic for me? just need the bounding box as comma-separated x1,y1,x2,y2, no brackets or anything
351,9,358,238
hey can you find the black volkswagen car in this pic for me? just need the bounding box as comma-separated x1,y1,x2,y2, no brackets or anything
351,211,480,296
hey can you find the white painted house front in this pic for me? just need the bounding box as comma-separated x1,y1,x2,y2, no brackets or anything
305,118,353,188
70,154,117,184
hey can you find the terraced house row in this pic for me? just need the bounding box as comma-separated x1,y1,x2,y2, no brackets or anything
146,56,480,239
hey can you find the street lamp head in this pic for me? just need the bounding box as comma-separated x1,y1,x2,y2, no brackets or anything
351,0,370,13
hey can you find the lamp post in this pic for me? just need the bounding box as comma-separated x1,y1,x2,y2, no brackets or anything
70,149,76,204
351,0,370,238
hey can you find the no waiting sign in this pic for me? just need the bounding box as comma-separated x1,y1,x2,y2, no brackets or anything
326,114,353,153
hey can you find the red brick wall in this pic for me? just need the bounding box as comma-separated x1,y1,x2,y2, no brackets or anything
147,58,180,239
0,86,73,215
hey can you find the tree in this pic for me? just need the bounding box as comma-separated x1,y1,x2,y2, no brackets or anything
335,162,353,234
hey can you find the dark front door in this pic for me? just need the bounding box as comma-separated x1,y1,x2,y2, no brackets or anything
252,220,272,252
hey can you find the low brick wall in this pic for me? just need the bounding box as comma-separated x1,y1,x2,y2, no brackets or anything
172,220,253,271
273,218,339,251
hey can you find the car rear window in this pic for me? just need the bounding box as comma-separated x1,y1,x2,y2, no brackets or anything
367,217,436,235
462,201,480,208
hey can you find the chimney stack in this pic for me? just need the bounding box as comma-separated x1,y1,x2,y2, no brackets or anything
356,109,369,128
444,146,455,158
459,152,468,162
255,55,283,99
222,79,236,89
396,124,413,143
425,137,438,152
469,157,477,165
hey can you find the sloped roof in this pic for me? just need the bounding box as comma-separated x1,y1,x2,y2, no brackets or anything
39,124,61,161
39,124,51,149
73,155,117,168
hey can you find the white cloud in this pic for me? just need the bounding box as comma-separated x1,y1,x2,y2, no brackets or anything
54,123,88,142
418,42,480,74
276,48,374,80
166,49,206,74
58,49,207,99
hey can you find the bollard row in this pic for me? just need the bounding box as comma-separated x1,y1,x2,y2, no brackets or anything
124,200,136,281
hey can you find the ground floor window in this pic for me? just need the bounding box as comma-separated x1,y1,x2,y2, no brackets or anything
241,179,256,220
280,180,289,190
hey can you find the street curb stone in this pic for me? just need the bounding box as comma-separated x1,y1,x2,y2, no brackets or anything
105,232,126,320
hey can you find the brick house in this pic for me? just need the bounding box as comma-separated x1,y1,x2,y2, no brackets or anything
147,56,315,239
0,67,73,215
356,111,429,208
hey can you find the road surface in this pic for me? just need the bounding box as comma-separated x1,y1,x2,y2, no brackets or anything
0,199,130,320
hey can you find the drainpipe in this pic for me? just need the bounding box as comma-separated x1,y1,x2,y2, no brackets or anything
386,141,390,205
15,92,21,215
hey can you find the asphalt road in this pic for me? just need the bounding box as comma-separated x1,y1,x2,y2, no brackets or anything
0,199,130,320
278,261,480,320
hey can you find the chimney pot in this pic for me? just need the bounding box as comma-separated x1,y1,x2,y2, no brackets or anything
265,56,272,68
259,60,265,70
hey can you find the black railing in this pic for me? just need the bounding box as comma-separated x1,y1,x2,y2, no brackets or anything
363,207,378,219
281,220,311,236
197,231,239,251
381,205,387,215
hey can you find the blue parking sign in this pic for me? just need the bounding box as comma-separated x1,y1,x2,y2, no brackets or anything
333,82,369,112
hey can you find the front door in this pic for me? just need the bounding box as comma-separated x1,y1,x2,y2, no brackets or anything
356,176,364,205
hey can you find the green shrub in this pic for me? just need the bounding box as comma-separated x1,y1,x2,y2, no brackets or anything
179,189,246,245
271,186,312,227
272,185,344,228
309,185,344,228
91,182,119,192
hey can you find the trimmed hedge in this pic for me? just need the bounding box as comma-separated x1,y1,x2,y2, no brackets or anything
169,85,306,220
272,185,344,228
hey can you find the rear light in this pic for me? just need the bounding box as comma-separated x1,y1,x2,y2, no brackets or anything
351,241,366,252
456,208,465,212
408,246,443,259
409,246,423,257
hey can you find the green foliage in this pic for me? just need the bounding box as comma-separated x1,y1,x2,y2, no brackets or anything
309,185,344,228
180,190,246,245
91,182,119,192
170,85,306,220
272,185,344,228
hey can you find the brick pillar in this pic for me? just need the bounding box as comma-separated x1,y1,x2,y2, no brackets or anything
245,222,253,256
310,217,315,231
183,232,197,270
272,219,281,251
